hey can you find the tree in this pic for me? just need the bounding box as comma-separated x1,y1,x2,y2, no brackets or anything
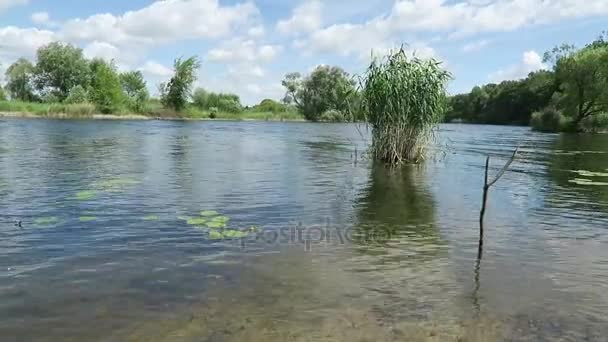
88,58,125,113
64,85,89,104
0,85,6,101
192,88,243,113
5,58,37,101
253,99,286,113
551,45,608,128
160,56,201,111
281,66,356,121
34,42,91,101
120,71,149,113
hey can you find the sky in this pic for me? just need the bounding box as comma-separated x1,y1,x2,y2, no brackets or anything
0,0,606,105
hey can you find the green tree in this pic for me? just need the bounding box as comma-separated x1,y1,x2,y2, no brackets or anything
160,56,201,111
0,85,6,101
34,42,91,101
282,66,356,121
5,58,37,101
120,71,149,113
192,88,243,113
548,45,608,128
253,99,286,113
88,59,125,113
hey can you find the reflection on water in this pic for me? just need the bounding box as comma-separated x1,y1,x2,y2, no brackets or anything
1,120,608,341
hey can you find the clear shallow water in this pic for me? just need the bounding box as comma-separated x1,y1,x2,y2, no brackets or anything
0,119,607,341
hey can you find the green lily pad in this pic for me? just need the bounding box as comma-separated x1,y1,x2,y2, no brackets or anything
143,215,159,221
75,190,97,201
200,210,219,217
208,230,223,240
94,178,140,192
187,217,208,226
206,221,226,229
79,216,97,222
222,230,248,238
210,216,229,224
34,217,60,226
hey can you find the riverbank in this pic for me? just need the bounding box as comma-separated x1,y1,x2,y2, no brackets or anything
0,110,306,122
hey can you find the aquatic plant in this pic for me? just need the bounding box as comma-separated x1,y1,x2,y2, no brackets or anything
187,217,207,226
75,190,97,201
200,210,219,217
222,230,248,238
571,170,608,177
208,230,223,240
569,178,608,186
143,215,159,221
34,217,60,226
360,47,451,164
79,216,97,222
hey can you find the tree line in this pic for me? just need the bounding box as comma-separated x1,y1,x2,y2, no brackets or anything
446,32,608,132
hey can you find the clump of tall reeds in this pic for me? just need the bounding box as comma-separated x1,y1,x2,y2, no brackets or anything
361,47,451,164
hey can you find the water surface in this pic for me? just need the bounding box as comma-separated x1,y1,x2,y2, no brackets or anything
1,119,607,341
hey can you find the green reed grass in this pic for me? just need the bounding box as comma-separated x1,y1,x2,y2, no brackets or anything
361,47,451,164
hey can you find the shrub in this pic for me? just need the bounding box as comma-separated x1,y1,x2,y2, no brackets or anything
579,113,608,133
320,110,345,122
64,85,89,104
209,107,218,119
0,86,6,101
530,107,569,133
65,103,96,116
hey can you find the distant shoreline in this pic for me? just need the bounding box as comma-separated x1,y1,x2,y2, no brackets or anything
0,111,307,122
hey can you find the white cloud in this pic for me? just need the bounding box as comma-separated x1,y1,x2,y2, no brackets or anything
60,0,259,47
276,0,323,35
0,0,27,12
247,25,265,38
31,11,54,26
0,26,55,59
388,0,608,37
489,50,547,82
139,61,173,78
462,39,490,52
207,38,281,63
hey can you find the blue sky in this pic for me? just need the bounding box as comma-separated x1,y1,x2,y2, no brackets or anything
0,0,606,104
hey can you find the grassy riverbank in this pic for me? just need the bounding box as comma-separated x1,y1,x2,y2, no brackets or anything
0,101,306,121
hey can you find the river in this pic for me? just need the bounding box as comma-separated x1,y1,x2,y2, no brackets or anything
1,119,607,341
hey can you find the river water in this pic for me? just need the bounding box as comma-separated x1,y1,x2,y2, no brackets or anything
1,119,607,341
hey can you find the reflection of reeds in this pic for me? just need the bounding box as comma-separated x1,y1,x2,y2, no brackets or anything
361,47,450,164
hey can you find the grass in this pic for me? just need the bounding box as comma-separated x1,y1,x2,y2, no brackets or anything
361,47,451,164
0,100,306,121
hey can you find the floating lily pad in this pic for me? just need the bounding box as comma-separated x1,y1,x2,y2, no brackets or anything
94,178,140,192
206,221,226,229
200,210,219,217
187,217,207,226
208,230,223,240
571,170,608,177
569,178,608,186
222,230,248,238
210,216,229,224
249,226,259,232
34,217,60,226
79,216,97,222
143,215,159,221
75,190,97,201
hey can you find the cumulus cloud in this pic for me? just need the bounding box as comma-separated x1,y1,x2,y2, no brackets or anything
207,38,281,63
276,0,323,35
59,0,259,47
0,26,55,59
462,39,490,52
489,50,547,82
30,11,57,27
0,0,27,12
139,61,173,78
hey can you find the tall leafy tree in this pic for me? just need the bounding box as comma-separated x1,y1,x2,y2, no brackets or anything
160,56,201,111
120,71,149,113
5,58,37,101
281,66,356,121
34,42,91,101
89,58,125,113
550,45,608,127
